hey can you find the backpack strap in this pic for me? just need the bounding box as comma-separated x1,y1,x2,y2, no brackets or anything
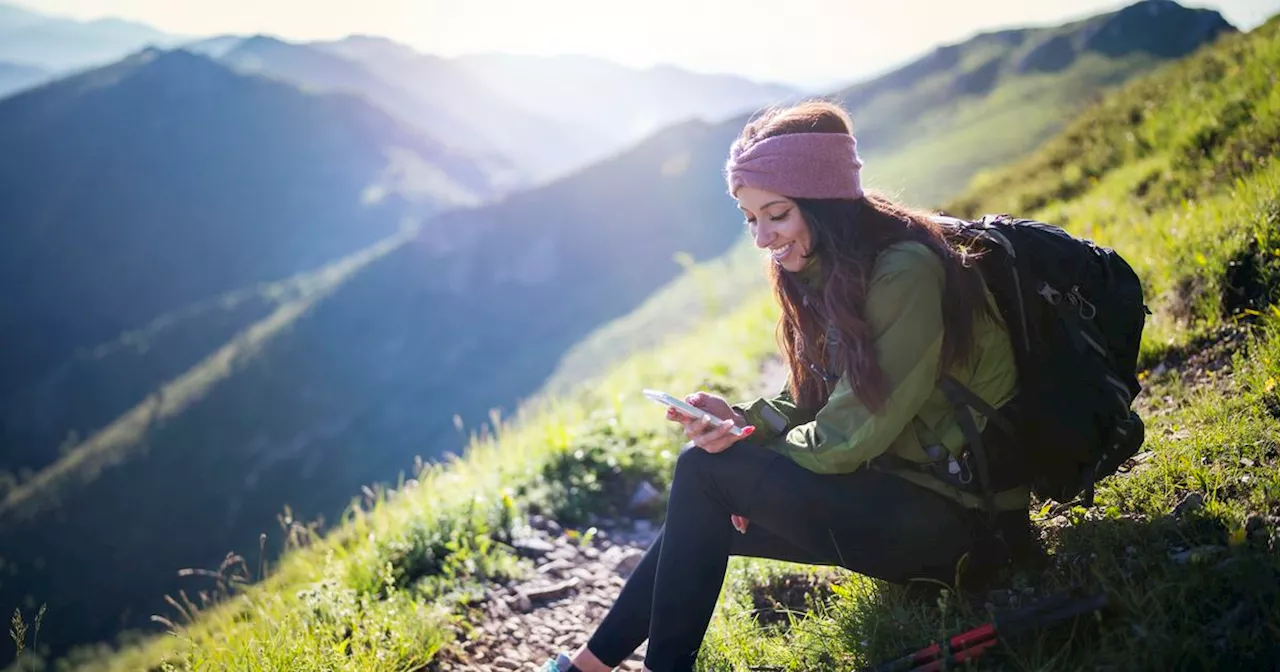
939,375,1015,436
938,375,1003,518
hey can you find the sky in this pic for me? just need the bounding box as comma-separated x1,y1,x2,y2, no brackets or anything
18,0,1280,88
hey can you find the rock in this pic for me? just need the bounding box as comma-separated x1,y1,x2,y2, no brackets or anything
549,546,578,562
583,546,600,560
512,536,557,559
525,577,581,602
537,559,574,576
529,515,564,536
511,591,533,613
1169,545,1224,564
629,480,662,512
610,547,645,576
587,593,615,608
1173,492,1204,520
1244,513,1273,545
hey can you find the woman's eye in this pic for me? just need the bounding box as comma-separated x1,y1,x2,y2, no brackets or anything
768,210,790,222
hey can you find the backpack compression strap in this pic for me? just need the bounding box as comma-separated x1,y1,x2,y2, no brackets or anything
937,374,1019,521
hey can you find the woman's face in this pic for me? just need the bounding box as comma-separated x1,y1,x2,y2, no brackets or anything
736,185,812,273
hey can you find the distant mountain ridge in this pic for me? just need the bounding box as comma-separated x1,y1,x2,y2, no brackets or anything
452,51,801,145
0,46,505,474
0,1,179,71
824,0,1234,205
0,59,46,97
213,35,531,186
313,35,611,184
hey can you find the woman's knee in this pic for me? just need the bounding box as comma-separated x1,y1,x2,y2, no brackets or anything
673,444,716,479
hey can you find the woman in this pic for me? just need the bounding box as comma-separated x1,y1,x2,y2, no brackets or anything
542,100,1034,672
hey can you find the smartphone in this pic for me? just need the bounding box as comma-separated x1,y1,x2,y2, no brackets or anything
643,389,746,436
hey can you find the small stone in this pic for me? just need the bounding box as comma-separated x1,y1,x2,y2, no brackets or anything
629,481,662,512
513,536,557,558
511,591,533,613
537,559,574,576
549,547,578,562
1173,492,1204,520
1169,545,1223,564
610,547,644,576
1244,513,1271,542
583,546,600,559
525,577,581,602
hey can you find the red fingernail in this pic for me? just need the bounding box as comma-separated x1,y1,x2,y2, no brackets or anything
742,426,756,437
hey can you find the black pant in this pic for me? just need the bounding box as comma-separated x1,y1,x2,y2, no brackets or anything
585,440,1014,671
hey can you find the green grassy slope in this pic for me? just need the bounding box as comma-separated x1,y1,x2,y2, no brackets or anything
832,0,1233,206
49,12,1280,672
947,12,1280,357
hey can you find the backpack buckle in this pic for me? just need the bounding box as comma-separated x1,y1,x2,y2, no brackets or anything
950,453,974,485
1038,282,1062,305
1069,286,1098,320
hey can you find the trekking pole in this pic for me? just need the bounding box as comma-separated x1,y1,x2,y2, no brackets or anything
859,589,1107,672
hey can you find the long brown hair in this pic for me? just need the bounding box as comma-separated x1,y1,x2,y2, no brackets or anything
737,101,995,413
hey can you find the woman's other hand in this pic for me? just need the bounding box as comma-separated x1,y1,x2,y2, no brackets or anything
664,391,754,453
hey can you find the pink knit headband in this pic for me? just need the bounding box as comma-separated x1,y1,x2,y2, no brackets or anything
724,132,865,201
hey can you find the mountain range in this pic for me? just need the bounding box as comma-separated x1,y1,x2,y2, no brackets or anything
0,1,180,72
0,60,46,97
0,0,1238,662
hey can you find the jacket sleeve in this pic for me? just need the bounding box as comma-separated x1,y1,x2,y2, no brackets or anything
732,378,815,441
773,246,946,474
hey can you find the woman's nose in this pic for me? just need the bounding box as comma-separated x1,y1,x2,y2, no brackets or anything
753,224,773,249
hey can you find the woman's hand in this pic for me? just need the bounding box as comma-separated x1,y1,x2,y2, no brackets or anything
665,391,754,453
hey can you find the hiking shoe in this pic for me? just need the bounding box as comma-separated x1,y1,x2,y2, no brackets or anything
539,652,583,672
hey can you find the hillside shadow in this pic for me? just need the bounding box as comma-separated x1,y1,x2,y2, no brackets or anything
860,505,1280,671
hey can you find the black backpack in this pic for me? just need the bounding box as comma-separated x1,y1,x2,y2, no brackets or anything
935,214,1150,508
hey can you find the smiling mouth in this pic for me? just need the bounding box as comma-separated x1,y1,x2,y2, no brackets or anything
770,242,795,261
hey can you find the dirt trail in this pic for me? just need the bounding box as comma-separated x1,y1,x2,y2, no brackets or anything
438,518,657,671
437,360,786,671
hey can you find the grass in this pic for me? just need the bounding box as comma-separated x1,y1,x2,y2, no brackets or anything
697,318,1280,670
17,13,1280,672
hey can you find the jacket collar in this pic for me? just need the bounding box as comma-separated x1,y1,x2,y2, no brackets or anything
794,254,825,293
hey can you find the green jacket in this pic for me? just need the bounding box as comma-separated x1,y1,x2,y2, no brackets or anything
734,240,1028,511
